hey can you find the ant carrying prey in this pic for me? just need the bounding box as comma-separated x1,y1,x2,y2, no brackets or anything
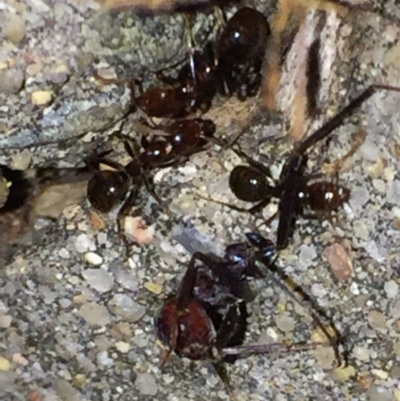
202,84,400,250
155,232,345,396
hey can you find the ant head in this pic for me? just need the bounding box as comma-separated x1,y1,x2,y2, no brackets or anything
224,242,252,277
245,232,277,268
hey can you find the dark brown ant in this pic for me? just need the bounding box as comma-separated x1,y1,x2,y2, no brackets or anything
156,232,345,395
217,7,271,100
95,6,270,120
140,117,216,163
87,118,216,247
203,84,400,250
86,140,172,248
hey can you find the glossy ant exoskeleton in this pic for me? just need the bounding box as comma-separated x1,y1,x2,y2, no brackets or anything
94,6,270,120
87,117,216,247
201,84,400,250
217,7,271,100
156,232,345,396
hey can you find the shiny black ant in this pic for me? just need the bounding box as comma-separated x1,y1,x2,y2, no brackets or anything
202,84,400,250
156,232,345,396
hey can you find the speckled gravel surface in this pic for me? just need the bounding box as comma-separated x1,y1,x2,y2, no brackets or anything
1,1,400,401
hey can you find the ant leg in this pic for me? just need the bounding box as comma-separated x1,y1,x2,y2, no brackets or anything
211,362,234,400
221,340,325,359
141,172,172,215
195,193,271,215
183,13,197,85
260,260,347,366
328,126,367,176
299,84,400,153
176,252,215,308
230,143,274,180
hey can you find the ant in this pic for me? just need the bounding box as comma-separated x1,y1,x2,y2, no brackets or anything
86,118,215,247
94,6,270,120
202,84,400,250
217,7,271,100
155,232,345,396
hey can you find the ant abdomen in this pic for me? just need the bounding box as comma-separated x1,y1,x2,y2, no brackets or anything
87,170,130,213
229,165,270,202
218,7,270,64
307,182,350,213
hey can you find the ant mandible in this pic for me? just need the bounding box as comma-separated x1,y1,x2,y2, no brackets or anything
156,232,345,396
204,84,400,250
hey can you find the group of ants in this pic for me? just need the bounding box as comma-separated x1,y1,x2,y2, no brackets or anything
83,3,400,397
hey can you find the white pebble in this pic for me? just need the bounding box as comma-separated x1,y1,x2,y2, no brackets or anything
84,252,103,266
350,282,360,295
96,351,114,368
115,341,131,353
384,280,398,299
75,234,91,253
82,269,114,293
58,248,70,259
311,283,327,298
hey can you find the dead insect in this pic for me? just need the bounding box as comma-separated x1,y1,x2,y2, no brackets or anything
204,84,400,250
155,232,343,395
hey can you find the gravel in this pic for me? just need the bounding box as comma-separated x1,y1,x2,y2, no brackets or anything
1,1,400,401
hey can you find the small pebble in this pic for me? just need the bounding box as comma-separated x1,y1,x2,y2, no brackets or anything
371,369,389,380
90,211,106,230
115,341,131,353
79,302,110,326
75,234,91,253
313,346,336,369
334,365,356,381
274,314,295,332
114,269,140,292
82,269,114,293
324,243,353,280
96,351,114,368
84,252,103,266
11,149,32,171
12,353,28,366
0,314,12,328
353,346,370,362
298,244,317,267
367,385,395,401
135,372,158,396
0,357,11,371
144,282,163,295
311,283,327,298
109,294,146,323
368,310,387,331
4,14,26,43
384,280,399,299
31,90,53,106
0,69,24,94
